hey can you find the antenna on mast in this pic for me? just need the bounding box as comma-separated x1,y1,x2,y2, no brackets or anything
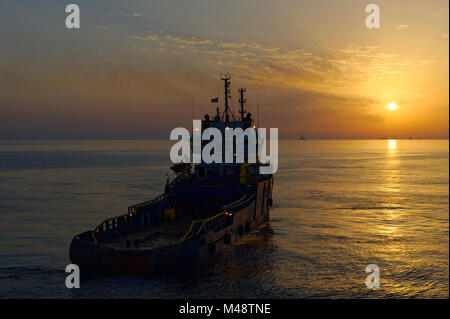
220,73,231,122
256,88,260,128
238,88,247,121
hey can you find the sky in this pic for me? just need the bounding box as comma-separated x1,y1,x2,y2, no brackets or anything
0,0,448,139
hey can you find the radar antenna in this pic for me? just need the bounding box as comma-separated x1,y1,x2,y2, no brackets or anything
220,73,231,122
238,88,247,121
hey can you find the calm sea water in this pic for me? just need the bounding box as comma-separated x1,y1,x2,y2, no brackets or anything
0,139,448,298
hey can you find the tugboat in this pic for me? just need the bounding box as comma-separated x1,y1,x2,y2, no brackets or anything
69,74,274,275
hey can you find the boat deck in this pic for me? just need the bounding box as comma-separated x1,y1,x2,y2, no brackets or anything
105,214,198,250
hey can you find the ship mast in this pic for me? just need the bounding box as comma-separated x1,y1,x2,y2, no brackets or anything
221,73,231,122
238,88,247,121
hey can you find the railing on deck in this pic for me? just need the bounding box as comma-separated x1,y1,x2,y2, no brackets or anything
224,193,255,213
90,193,171,244
88,191,256,245
128,193,168,213
178,193,255,243
178,212,228,243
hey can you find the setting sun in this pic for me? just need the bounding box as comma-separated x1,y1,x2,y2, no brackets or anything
388,102,397,111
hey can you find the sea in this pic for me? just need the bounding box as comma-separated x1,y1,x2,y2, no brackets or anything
0,139,448,298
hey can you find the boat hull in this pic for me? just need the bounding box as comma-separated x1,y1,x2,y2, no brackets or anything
69,177,273,276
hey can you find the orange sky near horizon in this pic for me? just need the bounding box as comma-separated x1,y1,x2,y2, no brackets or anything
0,0,448,139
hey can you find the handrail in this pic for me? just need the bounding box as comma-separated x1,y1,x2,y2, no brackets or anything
90,191,255,245
91,193,171,243
128,193,169,212
224,193,255,211
178,212,225,243
178,193,254,243
225,193,248,207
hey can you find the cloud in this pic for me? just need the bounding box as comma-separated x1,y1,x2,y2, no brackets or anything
165,35,212,45
218,42,248,49
130,31,436,102
395,24,409,31
218,42,279,52
132,35,159,41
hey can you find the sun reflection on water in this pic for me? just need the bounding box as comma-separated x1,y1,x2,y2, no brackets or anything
388,139,397,151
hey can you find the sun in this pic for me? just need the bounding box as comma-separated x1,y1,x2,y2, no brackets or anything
388,102,397,111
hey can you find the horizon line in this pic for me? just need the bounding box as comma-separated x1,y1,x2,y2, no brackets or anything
0,137,448,141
